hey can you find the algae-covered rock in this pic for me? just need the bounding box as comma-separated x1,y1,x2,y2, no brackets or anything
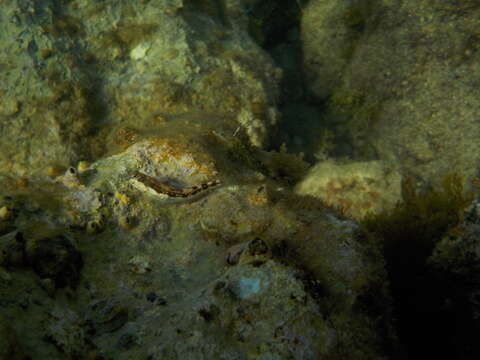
0,125,396,358
302,0,480,187
125,260,336,359
0,1,398,358
295,160,402,220
0,0,281,180
0,0,99,176
302,0,367,100
43,307,88,358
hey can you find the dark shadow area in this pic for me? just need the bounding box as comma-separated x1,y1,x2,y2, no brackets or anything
363,174,479,359
385,234,480,359
245,0,332,163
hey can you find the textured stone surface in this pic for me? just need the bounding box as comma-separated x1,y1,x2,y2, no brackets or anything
302,0,480,187
295,160,402,220
0,0,280,177
0,127,394,359
0,1,405,358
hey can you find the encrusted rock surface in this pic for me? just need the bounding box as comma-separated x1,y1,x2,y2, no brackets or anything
0,0,280,177
0,1,422,359
295,160,402,220
0,123,395,359
302,0,480,187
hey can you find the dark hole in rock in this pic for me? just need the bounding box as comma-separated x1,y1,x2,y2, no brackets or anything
30,235,83,289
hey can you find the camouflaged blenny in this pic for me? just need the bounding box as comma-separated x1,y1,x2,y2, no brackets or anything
132,171,220,198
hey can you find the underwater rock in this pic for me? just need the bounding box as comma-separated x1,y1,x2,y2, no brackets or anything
0,2,398,358
137,260,339,359
28,235,83,289
226,238,270,266
0,131,395,359
302,0,357,100
44,307,87,357
295,160,402,220
0,0,280,178
226,241,248,266
0,231,27,269
302,0,480,186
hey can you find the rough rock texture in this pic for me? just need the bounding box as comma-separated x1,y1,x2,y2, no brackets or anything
0,0,405,359
0,0,96,176
295,160,402,220
0,0,280,177
0,123,395,359
302,0,480,186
